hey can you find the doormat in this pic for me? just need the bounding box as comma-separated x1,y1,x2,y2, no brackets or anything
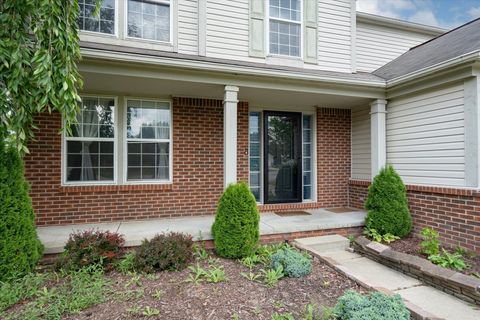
275,211,311,217
325,207,359,213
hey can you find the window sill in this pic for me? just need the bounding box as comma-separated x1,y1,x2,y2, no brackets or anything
58,183,174,193
265,55,304,68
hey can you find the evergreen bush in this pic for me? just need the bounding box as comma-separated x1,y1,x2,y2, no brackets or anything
0,142,43,281
212,182,260,258
365,165,412,237
334,290,410,320
270,247,312,278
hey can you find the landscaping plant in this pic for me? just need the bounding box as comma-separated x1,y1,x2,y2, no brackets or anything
57,229,125,271
134,232,193,272
428,249,467,271
270,247,312,278
364,228,400,244
365,165,412,238
212,182,260,258
334,290,410,320
420,227,440,256
0,142,43,281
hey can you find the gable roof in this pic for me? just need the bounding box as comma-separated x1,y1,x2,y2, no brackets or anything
373,18,480,81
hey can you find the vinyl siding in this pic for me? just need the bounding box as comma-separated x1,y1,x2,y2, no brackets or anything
351,105,371,180
178,0,198,55
387,83,466,187
356,21,434,72
206,0,251,60
317,0,353,72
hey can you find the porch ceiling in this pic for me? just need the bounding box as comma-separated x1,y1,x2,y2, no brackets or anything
81,68,374,109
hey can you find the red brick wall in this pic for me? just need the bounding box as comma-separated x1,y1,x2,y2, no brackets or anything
348,180,480,253
25,99,352,225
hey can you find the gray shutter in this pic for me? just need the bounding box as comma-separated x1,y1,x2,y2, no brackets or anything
249,0,265,57
303,0,318,64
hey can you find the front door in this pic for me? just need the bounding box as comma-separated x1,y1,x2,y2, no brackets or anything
263,111,302,203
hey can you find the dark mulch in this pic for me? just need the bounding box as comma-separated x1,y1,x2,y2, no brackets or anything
65,255,366,320
389,235,480,276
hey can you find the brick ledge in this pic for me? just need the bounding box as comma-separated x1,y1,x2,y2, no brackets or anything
58,183,174,193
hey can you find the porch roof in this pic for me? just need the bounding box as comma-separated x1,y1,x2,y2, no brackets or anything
37,209,366,254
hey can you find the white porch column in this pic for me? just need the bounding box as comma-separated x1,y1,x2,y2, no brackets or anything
370,99,387,178
223,85,239,187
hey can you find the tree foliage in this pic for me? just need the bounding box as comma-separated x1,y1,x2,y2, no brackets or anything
0,0,90,152
0,141,43,281
365,165,412,238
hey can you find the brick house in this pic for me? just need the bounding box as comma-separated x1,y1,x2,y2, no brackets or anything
26,1,480,253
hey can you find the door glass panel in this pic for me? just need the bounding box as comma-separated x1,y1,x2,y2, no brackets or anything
264,112,301,203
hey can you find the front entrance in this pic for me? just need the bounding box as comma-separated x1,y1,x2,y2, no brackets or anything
263,111,302,203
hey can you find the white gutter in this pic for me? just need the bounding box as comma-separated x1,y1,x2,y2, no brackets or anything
80,48,386,88
356,12,446,36
386,51,480,87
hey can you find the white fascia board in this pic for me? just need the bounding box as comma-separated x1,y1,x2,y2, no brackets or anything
386,51,480,88
80,48,386,89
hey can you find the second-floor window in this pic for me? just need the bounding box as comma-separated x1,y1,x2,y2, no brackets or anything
269,0,302,57
127,0,171,42
78,0,115,35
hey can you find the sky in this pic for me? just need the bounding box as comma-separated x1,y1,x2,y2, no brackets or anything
356,0,480,30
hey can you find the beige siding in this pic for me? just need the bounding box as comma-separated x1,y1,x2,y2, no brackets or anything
178,0,199,55
317,0,353,72
356,21,434,72
387,83,466,186
206,0,251,60
351,105,371,180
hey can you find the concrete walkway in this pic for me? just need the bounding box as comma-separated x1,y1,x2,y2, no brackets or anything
37,208,365,254
294,235,480,320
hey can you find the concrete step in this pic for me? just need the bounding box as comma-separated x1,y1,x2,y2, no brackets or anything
293,235,350,252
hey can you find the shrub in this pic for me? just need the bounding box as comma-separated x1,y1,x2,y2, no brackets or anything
57,229,125,271
420,227,440,256
0,142,43,281
270,247,312,278
365,165,412,238
211,182,260,258
334,290,410,320
134,232,193,272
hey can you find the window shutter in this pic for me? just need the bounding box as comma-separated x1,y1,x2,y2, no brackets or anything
249,0,265,57
303,0,318,64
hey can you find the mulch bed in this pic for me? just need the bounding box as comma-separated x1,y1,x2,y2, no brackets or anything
389,235,480,276
64,255,366,320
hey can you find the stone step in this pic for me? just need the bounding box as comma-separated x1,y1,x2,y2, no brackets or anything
293,235,350,252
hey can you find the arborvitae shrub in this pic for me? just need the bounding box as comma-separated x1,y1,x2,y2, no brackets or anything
365,165,412,237
57,229,125,271
0,142,43,281
212,182,260,258
134,232,193,272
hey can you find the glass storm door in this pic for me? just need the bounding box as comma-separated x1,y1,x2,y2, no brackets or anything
263,111,302,203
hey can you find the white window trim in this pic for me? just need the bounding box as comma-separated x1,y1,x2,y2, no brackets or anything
124,0,174,45
266,0,304,59
62,95,119,186
78,0,119,38
122,97,173,185
248,106,317,204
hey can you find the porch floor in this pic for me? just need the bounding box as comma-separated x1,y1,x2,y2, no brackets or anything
37,208,366,254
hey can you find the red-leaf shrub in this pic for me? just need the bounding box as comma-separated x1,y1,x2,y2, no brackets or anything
57,229,125,271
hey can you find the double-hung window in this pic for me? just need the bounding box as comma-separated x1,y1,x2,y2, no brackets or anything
126,99,172,182
127,0,171,42
65,97,116,183
78,0,116,35
269,0,302,57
